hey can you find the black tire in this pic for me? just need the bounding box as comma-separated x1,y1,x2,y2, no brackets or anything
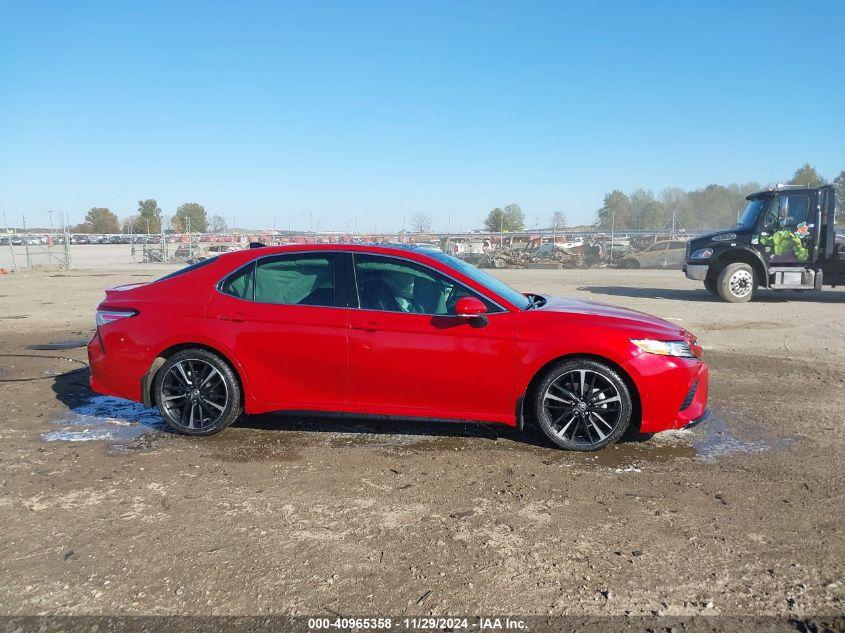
704,274,719,296
153,348,241,436
532,359,632,451
717,262,756,303
621,258,640,269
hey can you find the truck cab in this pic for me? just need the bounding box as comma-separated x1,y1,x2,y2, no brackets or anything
683,185,843,302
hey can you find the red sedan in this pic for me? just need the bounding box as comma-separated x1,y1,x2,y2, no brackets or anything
88,244,708,451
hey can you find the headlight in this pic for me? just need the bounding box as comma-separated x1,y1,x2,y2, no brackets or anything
690,248,713,259
712,233,736,241
631,339,695,358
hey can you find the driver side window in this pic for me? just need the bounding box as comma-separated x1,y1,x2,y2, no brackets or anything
352,254,497,315
766,195,811,229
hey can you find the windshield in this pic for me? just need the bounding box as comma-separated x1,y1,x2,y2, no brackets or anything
422,249,532,310
735,198,765,230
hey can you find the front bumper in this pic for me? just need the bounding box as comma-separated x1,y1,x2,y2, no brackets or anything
621,354,709,434
684,263,709,281
683,407,709,429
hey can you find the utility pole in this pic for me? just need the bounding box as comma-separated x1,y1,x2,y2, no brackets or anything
22,215,32,268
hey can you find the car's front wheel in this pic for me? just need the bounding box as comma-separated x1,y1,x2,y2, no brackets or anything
533,359,632,451
153,348,242,435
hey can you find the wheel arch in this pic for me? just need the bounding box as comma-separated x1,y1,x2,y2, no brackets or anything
142,341,247,408
519,352,642,434
711,248,768,288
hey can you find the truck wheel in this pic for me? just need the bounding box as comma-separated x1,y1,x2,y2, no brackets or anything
704,275,719,296
717,262,756,303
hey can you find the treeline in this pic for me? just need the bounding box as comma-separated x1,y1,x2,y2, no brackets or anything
72,199,229,234
596,164,845,231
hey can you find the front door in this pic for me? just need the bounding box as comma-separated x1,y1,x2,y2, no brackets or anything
205,252,348,409
345,253,518,423
755,193,815,266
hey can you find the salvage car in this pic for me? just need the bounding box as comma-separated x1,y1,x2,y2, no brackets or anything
88,244,708,451
620,240,688,269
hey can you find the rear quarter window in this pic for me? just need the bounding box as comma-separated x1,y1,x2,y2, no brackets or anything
220,263,255,300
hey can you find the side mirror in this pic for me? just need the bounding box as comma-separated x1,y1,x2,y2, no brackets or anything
455,296,488,321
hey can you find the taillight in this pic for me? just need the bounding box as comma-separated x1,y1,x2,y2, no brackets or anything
96,308,137,328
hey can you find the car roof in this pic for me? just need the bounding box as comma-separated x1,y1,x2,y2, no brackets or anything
221,242,441,260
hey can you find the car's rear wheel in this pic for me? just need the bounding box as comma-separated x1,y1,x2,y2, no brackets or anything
153,349,241,435
533,359,632,451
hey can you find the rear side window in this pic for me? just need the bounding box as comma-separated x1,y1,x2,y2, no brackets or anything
254,254,337,306
220,263,254,300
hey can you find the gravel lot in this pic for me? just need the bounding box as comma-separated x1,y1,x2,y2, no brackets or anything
0,250,843,623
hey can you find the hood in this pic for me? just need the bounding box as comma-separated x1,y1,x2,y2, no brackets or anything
689,228,748,250
537,295,690,339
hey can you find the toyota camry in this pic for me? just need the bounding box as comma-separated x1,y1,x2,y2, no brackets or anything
88,244,708,451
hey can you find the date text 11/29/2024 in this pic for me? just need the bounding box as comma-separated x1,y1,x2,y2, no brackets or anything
307,617,526,630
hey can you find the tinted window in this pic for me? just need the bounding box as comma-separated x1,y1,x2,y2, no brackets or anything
783,194,810,225
221,263,254,300
354,254,496,315
422,250,530,310
254,254,336,306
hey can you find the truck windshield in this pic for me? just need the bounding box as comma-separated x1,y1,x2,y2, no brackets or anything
735,199,765,230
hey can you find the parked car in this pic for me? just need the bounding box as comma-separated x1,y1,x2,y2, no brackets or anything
89,244,708,451
620,240,687,269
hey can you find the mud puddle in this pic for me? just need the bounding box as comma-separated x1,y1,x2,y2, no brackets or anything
686,410,794,461
43,395,167,451
39,400,793,465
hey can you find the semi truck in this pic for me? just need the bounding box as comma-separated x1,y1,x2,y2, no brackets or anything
683,184,843,302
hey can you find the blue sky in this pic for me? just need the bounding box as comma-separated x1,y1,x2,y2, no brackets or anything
1,0,843,230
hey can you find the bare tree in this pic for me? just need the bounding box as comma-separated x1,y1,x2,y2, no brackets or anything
410,212,432,233
551,211,567,230
209,215,228,233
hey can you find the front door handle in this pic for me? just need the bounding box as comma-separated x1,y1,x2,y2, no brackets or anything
349,320,383,332
219,312,248,323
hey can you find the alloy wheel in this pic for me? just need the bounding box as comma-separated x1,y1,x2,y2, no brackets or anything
542,368,623,446
159,358,229,431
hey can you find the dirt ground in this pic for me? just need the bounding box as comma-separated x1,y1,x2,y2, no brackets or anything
0,258,843,623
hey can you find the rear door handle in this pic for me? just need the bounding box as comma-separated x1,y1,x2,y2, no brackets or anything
349,320,383,332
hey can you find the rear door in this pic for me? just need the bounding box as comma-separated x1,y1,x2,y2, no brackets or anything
205,251,348,409
345,253,518,422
